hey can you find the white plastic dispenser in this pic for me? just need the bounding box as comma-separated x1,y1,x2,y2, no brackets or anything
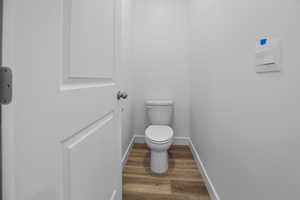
255,37,281,73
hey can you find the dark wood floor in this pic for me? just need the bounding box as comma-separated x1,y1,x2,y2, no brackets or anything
123,144,211,200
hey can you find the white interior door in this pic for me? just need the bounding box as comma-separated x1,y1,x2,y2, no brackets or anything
2,0,123,199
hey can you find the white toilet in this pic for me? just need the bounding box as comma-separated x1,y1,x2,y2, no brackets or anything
145,100,174,174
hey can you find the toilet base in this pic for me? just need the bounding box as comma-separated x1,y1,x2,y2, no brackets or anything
150,150,168,174
145,136,173,174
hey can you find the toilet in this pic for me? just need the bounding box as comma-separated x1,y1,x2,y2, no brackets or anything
145,100,174,174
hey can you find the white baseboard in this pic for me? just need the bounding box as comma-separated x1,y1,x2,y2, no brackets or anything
188,138,221,200
121,135,135,167
134,135,145,144
173,136,190,145
133,135,190,145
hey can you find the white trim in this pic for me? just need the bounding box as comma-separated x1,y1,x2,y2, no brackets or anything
188,138,221,200
110,190,117,200
173,136,190,145
134,135,145,144
133,135,190,145
121,135,135,167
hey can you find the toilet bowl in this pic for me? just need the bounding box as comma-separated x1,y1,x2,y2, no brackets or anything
145,125,174,173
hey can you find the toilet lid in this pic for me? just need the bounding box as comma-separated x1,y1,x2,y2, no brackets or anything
146,125,173,142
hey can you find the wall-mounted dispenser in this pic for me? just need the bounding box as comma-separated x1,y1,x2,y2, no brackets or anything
255,37,281,73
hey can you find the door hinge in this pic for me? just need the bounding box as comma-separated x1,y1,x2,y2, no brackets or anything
0,67,12,105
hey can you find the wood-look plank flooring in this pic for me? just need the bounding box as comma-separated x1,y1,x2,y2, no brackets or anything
123,144,210,200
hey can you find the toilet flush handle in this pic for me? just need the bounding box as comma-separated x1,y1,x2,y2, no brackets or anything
117,91,128,100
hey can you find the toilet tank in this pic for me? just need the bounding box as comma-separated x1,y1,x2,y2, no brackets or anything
146,100,173,125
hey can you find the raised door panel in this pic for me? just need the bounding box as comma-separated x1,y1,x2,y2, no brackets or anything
62,112,118,200
63,0,115,80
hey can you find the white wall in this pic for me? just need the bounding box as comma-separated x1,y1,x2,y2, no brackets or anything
120,0,134,155
131,0,190,137
189,0,300,199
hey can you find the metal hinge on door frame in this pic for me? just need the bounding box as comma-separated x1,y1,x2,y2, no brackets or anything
0,66,12,104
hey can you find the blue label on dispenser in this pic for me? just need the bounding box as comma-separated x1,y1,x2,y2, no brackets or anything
260,38,268,46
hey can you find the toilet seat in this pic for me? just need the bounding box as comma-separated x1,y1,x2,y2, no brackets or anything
146,125,173,144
